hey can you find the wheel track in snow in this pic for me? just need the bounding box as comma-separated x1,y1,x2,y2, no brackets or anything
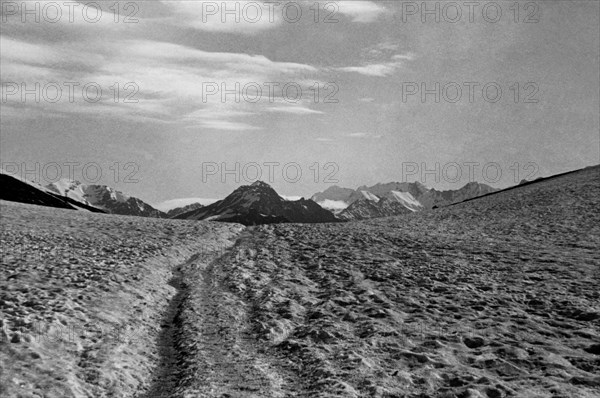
140,232,304,398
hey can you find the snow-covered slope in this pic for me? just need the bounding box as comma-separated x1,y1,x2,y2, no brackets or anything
384,190,423,212
338,197,413,220
46,179,165,218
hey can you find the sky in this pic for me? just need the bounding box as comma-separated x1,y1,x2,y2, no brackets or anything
1,0,599,206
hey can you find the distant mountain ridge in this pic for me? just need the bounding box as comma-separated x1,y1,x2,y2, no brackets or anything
312,181,497,219
166,202,204,218
175,181,339,226
338,197,414,220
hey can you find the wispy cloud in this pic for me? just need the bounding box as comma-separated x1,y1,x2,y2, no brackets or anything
267,106,323,115
337,52,415,77
1,34,323,131
335,1,387,23
347,132,382,139
161,1,283,34
192,120,261,131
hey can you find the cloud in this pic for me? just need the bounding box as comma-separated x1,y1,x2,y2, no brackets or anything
1,33,322,130
267,106,323,115
281,195,303,201
335,1,387,23
120,40,317,74
317,199,349,211
348,132,369,138
161,1,282,34
336,52,415,77
347,133,382,139
190,120,261,131
316,137,334,142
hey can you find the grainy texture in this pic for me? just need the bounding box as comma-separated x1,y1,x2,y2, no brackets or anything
0,202,242,398
1,166,599,398
219,166,600,397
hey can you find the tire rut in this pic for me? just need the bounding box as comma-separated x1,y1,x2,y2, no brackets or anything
139,237,299,398
138,253,200,398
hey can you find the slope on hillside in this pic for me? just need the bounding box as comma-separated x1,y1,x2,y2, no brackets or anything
2,166,598,397
384,190,423,212
0,173,105,213
46,179,165,218
0,200,243,398
175,181,339,226
218,165,599,397
338,197,414,220
420,181,498,209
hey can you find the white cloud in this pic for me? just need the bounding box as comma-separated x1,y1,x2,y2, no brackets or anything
347,132,382,139
338,64,397,77
281,195,303,201
1,35,321,130
161,1,283,34
192,120,261,131
267,106,323,115
317,199,350,211
335,1,387,23
336,52,415,77
392,53,416,61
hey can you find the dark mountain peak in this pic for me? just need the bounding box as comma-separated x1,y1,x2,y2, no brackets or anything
231,180,280,200
251,180,271,188
176,182,339,225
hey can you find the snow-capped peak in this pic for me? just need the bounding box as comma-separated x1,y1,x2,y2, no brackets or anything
360,190,380,202
46,179,130,207
385,190,423,212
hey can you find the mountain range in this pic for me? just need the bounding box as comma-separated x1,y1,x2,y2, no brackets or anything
1,169,498,223
174,181,339,226
0,173,204,219
312,181,497,220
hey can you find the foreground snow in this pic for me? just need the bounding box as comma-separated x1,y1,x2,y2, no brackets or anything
1,165,599,397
